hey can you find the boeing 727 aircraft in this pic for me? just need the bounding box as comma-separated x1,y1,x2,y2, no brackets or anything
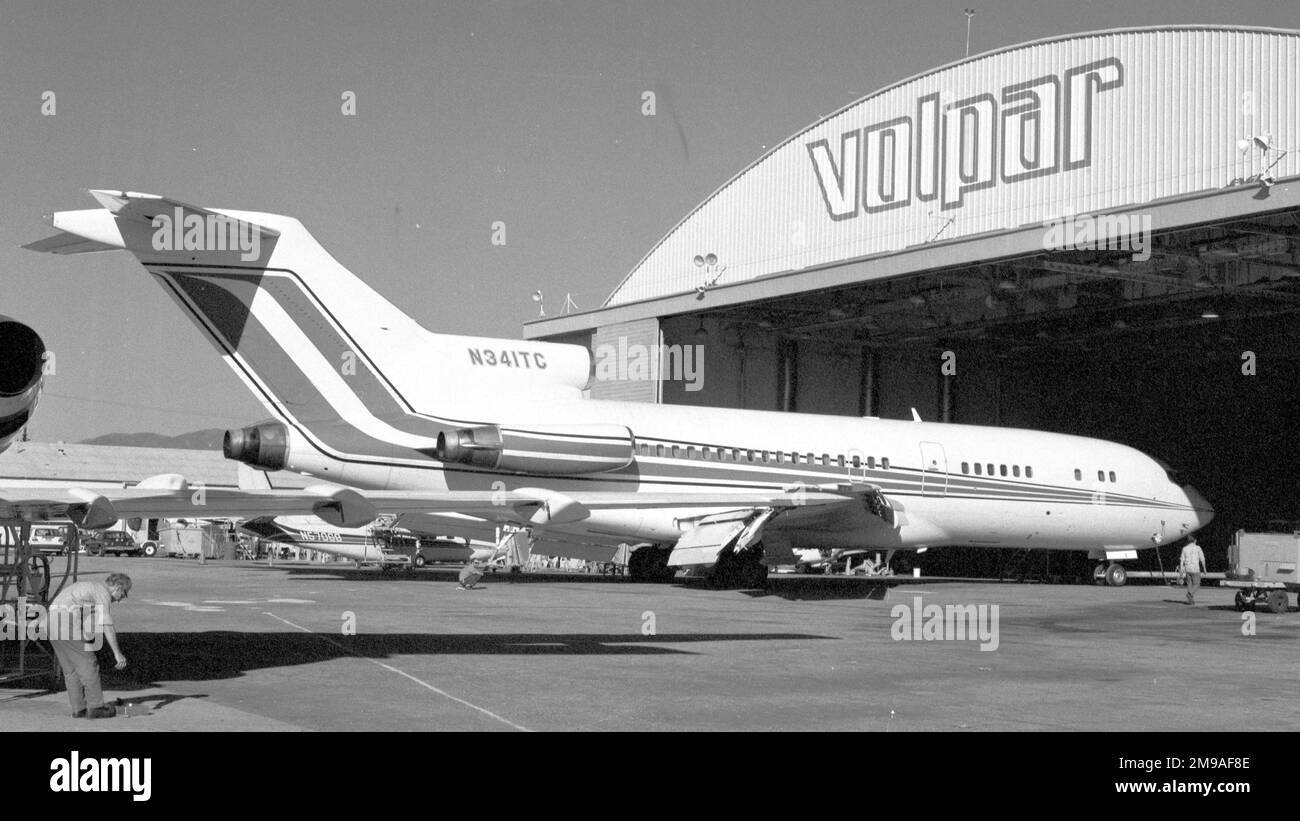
16,190,1213,586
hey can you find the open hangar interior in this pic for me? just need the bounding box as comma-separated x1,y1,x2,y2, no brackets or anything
527,27,1300,578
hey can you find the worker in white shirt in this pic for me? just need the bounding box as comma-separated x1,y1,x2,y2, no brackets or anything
1179,538,1207,605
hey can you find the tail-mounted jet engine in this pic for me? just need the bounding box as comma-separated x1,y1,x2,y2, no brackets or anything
434,424,635,475
224,421,289,470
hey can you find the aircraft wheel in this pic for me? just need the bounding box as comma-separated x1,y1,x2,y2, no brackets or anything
1266,590,1289,614
413,555,426,568
1104,563,1127,587
707,546,767,590
628,545,673,582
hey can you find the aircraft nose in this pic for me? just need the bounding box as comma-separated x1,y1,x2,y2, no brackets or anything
1184,484,1214,529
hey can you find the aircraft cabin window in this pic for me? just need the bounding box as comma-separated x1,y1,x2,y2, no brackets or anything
1000,465,1007,477
703,448,712,460
732,449,741,461
1098,470,1105,482
746,450,755,462
656,445,664,458
777,452,786,464
762,450,771,463
837,455,845,468
1074,469,1082,481
974,463,982,476
670,445,680,458
807,453,815,465
851,455,861,468
687,446,696,459
1109,471,1116,482
961,462,969,474
1012,465,1020,477
987,463,994,476
882,458,890,470
821,453,829,466
1025,466,1033,478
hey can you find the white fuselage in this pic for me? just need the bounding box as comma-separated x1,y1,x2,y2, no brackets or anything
277,396,1212,556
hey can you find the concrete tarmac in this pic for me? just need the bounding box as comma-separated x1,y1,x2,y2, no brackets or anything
2,558,1296,731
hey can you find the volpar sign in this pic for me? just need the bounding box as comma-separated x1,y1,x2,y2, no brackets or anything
807,58,1123,217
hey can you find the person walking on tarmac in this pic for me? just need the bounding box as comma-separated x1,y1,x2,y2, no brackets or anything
1179,537,1207,605
49,573,131,718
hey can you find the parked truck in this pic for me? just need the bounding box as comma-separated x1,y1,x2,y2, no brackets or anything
1224,529,1297,613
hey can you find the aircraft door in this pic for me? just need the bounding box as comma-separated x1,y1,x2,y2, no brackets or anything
919,441,948,497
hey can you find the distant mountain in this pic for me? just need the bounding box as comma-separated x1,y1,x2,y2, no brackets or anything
81,429,227,450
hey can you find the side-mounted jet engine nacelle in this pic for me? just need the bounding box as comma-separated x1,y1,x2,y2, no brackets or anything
224,421,289,471
0,316,47,454
434,423,635,475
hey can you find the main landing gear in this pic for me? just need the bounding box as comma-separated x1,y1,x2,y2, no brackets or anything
707,544,768,590
627,545,675,582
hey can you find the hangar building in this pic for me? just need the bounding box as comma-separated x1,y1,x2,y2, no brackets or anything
526,26,1300,566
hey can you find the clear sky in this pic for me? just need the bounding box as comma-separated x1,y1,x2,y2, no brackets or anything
2,0,1295,441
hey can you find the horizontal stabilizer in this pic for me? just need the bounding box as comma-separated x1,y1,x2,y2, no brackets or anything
23,190,280,261
22,230,121,255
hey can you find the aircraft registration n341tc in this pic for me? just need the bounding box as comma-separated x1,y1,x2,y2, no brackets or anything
17,190,1213,585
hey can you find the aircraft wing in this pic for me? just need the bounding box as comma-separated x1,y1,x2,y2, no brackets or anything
0,474,865,536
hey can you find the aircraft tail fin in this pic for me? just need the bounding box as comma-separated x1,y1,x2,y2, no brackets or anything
25,190,448,453
26,190,593,470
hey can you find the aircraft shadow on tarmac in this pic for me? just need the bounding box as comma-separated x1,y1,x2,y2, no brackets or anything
269,564,921,600
80,629,839,688
271,566,644,584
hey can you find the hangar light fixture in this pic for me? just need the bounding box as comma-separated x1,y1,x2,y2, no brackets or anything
1237,132,1289,189
692,252,726,298
1237,133,1274,154
1200,310,1220,320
